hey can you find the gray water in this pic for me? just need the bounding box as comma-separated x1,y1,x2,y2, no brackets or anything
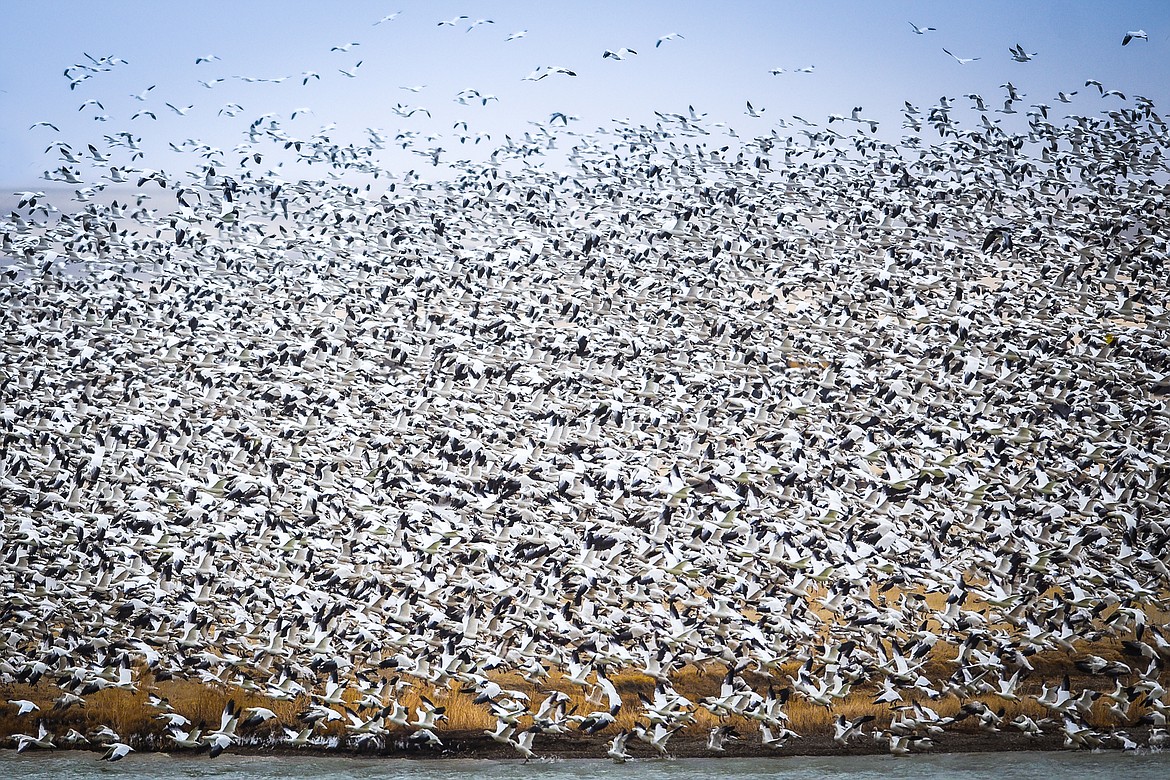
3,751,1170,780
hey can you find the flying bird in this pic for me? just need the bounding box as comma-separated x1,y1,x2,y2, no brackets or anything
943,48,981,64
909,22,936,34
982,225,1014,254
602,48,638,60
656,32,685,47
392,103,431,118
1123,30,1148,45
1000,80,1024,100
1009,43,1037,62
374,11,402,25
523,66,577,81
7,699,38,716
100,743,134,762
964,93,988,111
13,723,55,753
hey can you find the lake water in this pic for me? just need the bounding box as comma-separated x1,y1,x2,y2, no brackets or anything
3,751,1169,780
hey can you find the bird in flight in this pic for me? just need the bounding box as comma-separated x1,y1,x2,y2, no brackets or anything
100,743,133,762
373,11,402,25
1122,30,1148,45
506,30,528,41
1009,43,1036,62
656,32,684,47
943,48,980,64
438,15,469,27
523,66,577,81
602,48,638,60
908,22,936,34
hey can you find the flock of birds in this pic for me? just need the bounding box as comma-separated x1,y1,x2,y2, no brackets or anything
2,10,1170,765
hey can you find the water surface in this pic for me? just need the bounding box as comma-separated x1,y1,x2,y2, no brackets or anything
3,751,1169,780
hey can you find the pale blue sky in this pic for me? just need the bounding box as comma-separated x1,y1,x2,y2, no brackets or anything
1,1,1167,186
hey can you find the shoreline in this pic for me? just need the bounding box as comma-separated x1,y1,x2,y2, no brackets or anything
5,727,1156,761
4,649,1167,761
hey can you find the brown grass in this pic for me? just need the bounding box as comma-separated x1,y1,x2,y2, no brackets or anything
3,636,1166,750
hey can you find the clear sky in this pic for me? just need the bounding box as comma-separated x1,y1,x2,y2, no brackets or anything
1,0,1167,187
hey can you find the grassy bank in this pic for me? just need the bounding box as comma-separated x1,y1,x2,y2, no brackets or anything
3,637,1164,757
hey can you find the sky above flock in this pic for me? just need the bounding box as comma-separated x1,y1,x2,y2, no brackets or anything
1,0,1168,187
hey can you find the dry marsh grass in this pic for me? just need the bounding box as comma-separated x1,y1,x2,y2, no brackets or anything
2,592,1164,747
3,637,1165,749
